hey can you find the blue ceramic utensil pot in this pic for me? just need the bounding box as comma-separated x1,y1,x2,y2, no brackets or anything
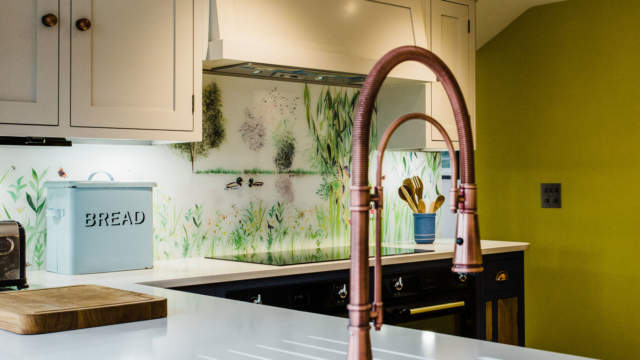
413,213,436,244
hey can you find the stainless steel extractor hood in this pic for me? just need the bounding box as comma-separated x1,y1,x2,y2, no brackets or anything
204,62,367,87
205,0,436,85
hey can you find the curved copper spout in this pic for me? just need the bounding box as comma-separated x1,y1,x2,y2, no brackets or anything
348,46,483,360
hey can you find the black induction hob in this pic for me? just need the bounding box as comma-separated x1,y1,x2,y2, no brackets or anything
207,246,432,266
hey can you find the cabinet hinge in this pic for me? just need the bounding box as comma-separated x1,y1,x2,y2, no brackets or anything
192,95,195,113
468,20,471,33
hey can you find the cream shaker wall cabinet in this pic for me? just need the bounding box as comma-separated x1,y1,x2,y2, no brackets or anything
0,0,59,127
428,0,475,149
377,0,476,151
0,0,203,142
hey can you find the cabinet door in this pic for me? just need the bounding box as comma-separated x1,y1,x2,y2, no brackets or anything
482,253,525,346
0,0,59,125
429,0,474,149
497,297,519,345
485,297,521,345
70,0,194,131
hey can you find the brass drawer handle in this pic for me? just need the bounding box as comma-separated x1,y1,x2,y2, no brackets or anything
0,238,15,256
495,271,509,282
408,301,465,315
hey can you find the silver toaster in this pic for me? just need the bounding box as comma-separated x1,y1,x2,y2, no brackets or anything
0,221,27,289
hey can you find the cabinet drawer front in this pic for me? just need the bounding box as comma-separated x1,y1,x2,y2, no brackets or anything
484,259,522,294
0,0,59,125
70,0,194,131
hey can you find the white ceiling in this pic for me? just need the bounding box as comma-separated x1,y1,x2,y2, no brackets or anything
476,0,566,49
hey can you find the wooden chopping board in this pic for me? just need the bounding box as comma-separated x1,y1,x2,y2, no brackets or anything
0,284,167,335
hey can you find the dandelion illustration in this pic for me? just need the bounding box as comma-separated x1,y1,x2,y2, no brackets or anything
239,107,266,151
264,87,300,117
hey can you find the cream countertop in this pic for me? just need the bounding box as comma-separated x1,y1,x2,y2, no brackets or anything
0,239,594,360
28,239,530,289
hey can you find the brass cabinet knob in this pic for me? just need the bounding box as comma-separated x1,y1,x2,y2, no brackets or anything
41,13,58,27
75,18,92,31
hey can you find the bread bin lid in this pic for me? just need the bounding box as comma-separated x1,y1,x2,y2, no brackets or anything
44,171,156,189
44,181,156,189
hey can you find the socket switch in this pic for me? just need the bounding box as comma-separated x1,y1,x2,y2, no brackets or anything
541,183,561,208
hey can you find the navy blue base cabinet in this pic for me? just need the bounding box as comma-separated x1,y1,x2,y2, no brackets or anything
173,251,525,346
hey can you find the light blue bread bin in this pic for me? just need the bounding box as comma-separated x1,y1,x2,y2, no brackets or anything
45,173,156,275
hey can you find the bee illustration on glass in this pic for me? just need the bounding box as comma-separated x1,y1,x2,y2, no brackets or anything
58,167,67,178
225,177,244,190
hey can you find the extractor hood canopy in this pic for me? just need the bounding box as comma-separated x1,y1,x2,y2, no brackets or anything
205,0,436,85
204,62,367,87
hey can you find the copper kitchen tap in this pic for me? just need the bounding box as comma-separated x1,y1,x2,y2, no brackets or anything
348,46,483,359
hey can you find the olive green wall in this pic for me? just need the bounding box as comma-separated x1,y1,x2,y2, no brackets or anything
476,1,640,359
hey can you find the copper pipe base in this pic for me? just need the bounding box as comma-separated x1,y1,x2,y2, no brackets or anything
347,324,372,360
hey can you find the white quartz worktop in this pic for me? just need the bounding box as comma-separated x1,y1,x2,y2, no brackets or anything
26,239,531,289
0,239,591,360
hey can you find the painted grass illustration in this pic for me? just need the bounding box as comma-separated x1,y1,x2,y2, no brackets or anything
304,84,377,244
25,169,48,268
0,167,49,269
153,193,327,259
180,204,206,258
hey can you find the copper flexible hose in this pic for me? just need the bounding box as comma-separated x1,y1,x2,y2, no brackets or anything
348,45,482,360
353,46,474,187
